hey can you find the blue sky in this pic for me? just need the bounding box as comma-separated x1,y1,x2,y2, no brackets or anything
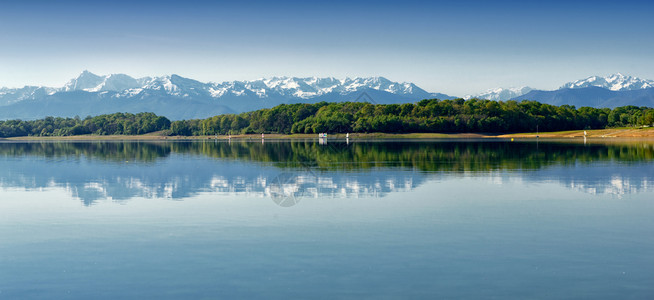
1,0,653,96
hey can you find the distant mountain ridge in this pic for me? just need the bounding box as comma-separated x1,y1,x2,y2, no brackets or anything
508,73,654,108
512,87,654,108
1,72,653,121
58,71,436,97
464,73,654,108
0,71,454,120
465,87,533,101
469,73,654,102
560,73,654,91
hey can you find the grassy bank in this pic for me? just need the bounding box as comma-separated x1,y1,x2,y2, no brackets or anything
3,127,654,141
499,127,654,138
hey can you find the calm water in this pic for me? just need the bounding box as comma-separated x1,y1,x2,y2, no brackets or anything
1,139,653,299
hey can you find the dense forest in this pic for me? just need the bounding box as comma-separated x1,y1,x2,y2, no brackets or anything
1,99,653,138
166,99,654,136
0,112,170,138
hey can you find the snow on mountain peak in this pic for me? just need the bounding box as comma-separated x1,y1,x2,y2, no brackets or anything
63,71,141,93
200,75,426,99
96,74,141,92
561,73,654,91
465,86,533,101
63,70,104,92
3,72,438,105
140,74,204,96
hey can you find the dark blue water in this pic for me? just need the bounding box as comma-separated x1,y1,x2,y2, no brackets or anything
1,140,653,299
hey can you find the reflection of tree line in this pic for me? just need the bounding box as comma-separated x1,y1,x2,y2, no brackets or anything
0,142,173,162
0,140,653,171
1,141,652,205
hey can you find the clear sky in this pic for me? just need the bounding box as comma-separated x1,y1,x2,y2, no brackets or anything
1,0,653,96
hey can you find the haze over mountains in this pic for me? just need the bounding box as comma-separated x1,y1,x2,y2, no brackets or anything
0,71,653,120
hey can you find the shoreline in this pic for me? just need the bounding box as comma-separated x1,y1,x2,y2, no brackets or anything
2,127,654,141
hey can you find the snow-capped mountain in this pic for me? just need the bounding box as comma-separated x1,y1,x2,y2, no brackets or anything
560,73,654,91
0,71,452,120
0,86,57,106
514,73,654,108
2,71,653,121
63,71,144,93
56,71,436,100
465,87,533,101
470,73,654,103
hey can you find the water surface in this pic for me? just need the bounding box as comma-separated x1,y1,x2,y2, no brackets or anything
1,139,653,299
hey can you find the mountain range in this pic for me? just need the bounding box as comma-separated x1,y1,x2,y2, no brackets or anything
0,71,453,120
0,71,653,120
465,87,534,101
510,73,654,107
467,73,654,103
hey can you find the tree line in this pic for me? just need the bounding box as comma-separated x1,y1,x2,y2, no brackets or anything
0,112,170,138
1,99,653,138
171,99,654,135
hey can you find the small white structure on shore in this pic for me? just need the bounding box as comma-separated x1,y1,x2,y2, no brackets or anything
318,133,327,139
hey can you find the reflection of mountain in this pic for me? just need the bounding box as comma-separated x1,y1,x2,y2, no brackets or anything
0,140,652,205
568,176,648,196
0,153,423,206
532,163,654,196
216,171,419,202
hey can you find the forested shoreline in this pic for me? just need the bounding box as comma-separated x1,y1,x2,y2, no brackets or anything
1,99,653,138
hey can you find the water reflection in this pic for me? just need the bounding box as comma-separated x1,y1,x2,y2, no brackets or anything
0,140,652,205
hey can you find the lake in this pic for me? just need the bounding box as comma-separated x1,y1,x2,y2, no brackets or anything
1,139,653,299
